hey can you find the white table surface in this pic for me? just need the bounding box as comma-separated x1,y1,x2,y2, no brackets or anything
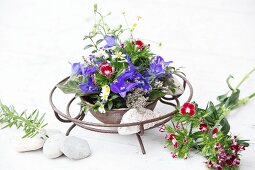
0,0,255,170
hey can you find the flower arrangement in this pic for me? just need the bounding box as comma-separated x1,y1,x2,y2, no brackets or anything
55,4,255,169
58,4,179,114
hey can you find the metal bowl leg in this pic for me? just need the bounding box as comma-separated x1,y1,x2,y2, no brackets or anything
65,113,85,136
136,133,146,154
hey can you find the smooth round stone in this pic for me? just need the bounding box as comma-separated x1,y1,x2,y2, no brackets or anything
43,134,65,159
60,136,91,160
15,137,45,152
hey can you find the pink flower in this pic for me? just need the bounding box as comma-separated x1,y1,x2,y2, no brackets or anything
180,102,195,116
226,154,240,166
99,62,114,78
212,128,218,138
199,123,208,132
217,150,227,164
183,138,188,144
159,125,165,132
231,144,245,153
214,142,223,150
176,124,181,130
165,133,176,140
165,133,178,149
171,152,177,158
205,161,222,170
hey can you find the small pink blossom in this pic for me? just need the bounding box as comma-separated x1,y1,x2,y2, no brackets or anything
183,138,188,144
212,128,218,138
199,123,208,132
171,152,177,158
159,124,165,132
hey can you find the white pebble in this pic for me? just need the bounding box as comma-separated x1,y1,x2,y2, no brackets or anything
14,137,45,152
60,136,91,160
43,134,65,159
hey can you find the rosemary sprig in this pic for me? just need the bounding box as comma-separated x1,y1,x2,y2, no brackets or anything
0,102,48,138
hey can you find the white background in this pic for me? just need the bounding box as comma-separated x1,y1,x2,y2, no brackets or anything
0,0,255,170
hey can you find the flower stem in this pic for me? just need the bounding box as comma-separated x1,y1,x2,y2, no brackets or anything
236,68,255,89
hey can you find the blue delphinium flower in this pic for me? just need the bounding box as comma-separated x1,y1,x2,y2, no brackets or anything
132,72,150,91
104,35,117,48
72,62,83,74
110,69,150,97
117,69,134,81
149,56,172,78
81,66,96,76
110,80,137,98
79,77,99,93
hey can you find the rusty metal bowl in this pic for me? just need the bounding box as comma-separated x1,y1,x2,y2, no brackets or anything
80,96,158,124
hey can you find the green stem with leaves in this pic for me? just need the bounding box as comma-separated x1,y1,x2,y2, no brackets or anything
0,102,47,138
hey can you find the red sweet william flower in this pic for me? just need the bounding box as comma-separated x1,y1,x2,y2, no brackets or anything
165,133,176,140
171,152,177,158
212,128,218,138
99,62,114,78
225,154,240,166
159,124,165,132
231,144,245,153
135,40,144,49
180,102,195,116
166,133,178,149
199,124,208,132
214,142,223,150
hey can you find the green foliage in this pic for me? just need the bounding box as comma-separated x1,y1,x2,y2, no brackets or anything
148,90,165,101
123,40,153,69
57,79,84,96
0,102,47,138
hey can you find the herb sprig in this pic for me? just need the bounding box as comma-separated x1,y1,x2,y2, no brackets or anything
0,102,48,138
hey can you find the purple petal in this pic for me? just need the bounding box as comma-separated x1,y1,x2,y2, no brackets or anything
104,35,116,48
110,83,120,93
119,92,127,98
125,83,138,91
72,62,82,74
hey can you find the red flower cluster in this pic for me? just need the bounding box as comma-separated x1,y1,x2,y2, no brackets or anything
206,136,246,169
179,102,195,116
99,62,114,78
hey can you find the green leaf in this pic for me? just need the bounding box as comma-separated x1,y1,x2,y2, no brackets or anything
108,94,119,101
57,80,84,96
205,101,218,121
96,39,104,45
148,90,165,101
83,35,90,40
107,101,113,110
84,44,94,50
237,139,249,147
217,92,229,103
220,118,230,135
225,90,240,108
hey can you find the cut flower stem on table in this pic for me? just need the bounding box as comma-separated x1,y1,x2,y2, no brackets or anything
163,68,255,170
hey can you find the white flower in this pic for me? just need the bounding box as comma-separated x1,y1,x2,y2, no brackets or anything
95,49,109,59
112,51,126,61
102,85,110,95
98,103,106,113
100,85,110,101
